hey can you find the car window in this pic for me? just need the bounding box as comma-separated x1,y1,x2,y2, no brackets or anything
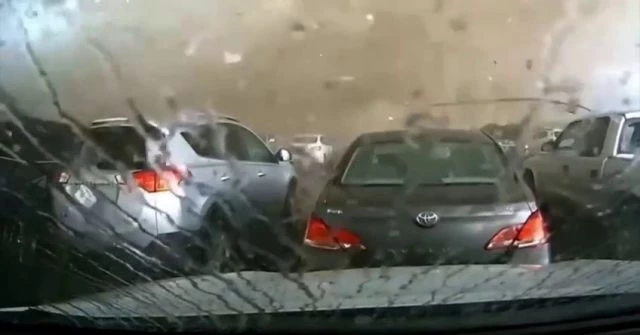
579,117,610,157
182,123,275,163
225,123,277,163
555,120,587,154
84,126,147,169
618,118,640,155
180,124,225,159
341,139,505,185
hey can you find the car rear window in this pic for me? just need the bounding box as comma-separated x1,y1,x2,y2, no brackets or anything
341,139,506,186
88,126,147,169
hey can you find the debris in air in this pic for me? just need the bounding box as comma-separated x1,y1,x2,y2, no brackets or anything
526,59,533,70
365,14,375,23
449,17,468,32
223,51,243,64
291,21,306,32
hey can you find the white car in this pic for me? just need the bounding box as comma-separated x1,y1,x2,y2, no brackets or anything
290,134,333,164
49,115,297,271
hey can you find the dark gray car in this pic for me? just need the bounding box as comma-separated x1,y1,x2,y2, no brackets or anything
302,129,549,269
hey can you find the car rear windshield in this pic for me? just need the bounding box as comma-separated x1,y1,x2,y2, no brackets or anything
341,139,507,186
88,126,147,169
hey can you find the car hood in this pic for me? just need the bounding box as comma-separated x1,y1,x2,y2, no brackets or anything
5,260,640,321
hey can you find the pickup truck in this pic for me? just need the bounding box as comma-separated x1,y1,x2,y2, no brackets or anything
522,110,640,259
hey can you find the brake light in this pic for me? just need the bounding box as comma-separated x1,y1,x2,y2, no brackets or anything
485,210,548,250
132,169,184,193
303,214,365,250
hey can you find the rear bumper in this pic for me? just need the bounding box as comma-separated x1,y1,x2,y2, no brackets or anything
302,244,551,270
49,186,206,252
50,186,301,272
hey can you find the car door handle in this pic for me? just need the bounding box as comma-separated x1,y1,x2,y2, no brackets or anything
590,169,599,179
257,172,266,177
220,176,230,182
562,165,569,174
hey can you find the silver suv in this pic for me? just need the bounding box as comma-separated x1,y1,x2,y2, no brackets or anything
50,116,297,271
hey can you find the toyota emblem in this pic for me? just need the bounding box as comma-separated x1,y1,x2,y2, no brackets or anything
415,211,439,228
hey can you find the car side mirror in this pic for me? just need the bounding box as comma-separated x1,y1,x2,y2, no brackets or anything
540,140,555,152
275,148,292,162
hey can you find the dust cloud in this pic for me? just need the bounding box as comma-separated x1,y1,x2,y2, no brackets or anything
0,0,638,143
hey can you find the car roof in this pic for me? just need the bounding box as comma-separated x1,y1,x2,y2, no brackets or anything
354,128,493,145
89,115,239,127
571,109,640,120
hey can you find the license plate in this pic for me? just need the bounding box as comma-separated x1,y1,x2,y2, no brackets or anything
73,185,97,208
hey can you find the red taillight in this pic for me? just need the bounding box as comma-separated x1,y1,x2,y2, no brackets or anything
132,169,185,193
485,210,549,250
303,214,365,251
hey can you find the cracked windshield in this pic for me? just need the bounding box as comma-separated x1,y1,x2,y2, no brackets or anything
1,0,640,332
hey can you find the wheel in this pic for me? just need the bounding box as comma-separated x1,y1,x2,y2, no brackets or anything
193,204,271,273
605,194,640,260
546,195,614,262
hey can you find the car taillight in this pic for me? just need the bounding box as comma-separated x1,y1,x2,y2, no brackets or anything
303,214,365,251
132,169,185,193
485,210,549,250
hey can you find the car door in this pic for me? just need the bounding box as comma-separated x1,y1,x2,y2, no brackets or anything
223,123,290,219
565,116,612,207
537,120,586,201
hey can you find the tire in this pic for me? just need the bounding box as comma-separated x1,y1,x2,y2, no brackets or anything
184,205,239,273
197,204,273,273
606,194,640,260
